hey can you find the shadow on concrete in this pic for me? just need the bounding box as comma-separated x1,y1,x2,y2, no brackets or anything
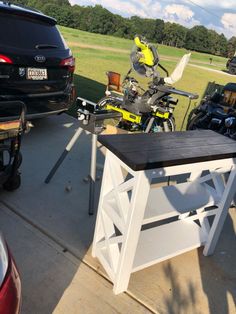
1,71,235,312
198,211,236,314
162,262,197,314
0,111,105,313
0,205,82,314
160,173,236,314
0,74,112,313
162,218,236,314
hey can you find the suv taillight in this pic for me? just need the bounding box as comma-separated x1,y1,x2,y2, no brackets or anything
0,55,13,64
60,56,75,73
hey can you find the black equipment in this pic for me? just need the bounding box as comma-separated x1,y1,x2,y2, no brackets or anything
187,82,236,139
0,101,27,190
45,97,122,215
77,99,122,134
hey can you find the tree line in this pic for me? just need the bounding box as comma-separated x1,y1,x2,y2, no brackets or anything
12,0,236,57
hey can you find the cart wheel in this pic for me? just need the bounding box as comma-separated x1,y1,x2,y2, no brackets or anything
3,173,21,191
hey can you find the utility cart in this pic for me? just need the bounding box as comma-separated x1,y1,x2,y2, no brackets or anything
0,101,26,190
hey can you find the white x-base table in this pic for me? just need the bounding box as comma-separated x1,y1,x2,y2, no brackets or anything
92,130,236,294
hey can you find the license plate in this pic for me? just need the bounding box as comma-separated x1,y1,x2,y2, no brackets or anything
27,68,47,80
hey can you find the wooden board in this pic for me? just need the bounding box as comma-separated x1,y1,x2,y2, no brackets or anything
101,124,130,135
0,121,20,130
98,130,236,171
133,219,207,272
144,182,219,224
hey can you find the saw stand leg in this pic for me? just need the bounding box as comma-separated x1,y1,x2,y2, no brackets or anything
44,127,98,215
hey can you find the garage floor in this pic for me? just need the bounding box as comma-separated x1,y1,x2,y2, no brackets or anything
0,114,235,314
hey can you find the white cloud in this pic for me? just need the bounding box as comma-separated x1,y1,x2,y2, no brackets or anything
85,1,199,26
221,13,236,38
70,0,162,19
206,13,236,38
182,0,235,9
86,0,149,18
69,0,235,37
133,0,162,18
163,4,200,27
164,4,194,21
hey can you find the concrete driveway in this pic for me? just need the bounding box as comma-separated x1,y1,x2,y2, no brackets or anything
0,114,235,314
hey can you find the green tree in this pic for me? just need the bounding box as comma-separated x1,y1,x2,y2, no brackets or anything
125,16,164,43
43,3,75,27
7,0,229,57
217,34,228,57
227,37,236,58
87,5,118,35
163,22,187,48
185,26,211,53
11,0,70,10
154,19,165,43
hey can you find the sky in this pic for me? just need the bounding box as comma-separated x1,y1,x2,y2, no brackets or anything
69,0,236,38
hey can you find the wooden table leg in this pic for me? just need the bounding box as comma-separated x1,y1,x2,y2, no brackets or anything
92,151,152,294
113,170,151,294
203,165,236,256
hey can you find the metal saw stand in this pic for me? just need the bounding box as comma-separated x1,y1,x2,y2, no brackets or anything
45,127,98,215
45,97,122,215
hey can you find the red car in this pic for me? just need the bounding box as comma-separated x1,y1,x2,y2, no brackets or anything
0,234,21,314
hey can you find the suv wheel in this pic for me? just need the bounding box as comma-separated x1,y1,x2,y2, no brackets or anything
229,67,236,75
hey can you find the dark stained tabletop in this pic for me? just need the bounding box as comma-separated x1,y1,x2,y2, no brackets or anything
98,130,236,171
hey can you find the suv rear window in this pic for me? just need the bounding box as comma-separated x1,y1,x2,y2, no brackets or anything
0,13,67,50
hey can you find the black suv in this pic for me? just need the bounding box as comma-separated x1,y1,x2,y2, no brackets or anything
226,57,236,75
0,2,75,118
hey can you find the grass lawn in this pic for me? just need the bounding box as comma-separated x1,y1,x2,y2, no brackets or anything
60,26,227,69
61,26,236,130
